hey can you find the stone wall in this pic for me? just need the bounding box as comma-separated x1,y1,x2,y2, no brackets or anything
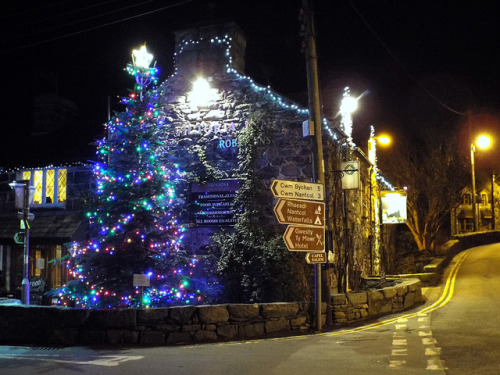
332,279,423,325
0,279,422,346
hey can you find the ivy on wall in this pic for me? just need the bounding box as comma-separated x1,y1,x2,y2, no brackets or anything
209,112,313,303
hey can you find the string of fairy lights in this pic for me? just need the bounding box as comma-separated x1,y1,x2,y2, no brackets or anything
55,31,394,308
173,33,393,189
55,45,203,308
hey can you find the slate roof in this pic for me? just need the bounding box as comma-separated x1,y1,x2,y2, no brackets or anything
0,212,85,245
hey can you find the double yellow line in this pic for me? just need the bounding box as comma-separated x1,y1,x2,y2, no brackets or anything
181,251,470,347
322,250,469,336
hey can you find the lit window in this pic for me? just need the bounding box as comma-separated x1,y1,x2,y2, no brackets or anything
46,169,55,203
481,194,488,205
58,169,67,203
462,194,471,205
34,170,43,204
18,168,67,207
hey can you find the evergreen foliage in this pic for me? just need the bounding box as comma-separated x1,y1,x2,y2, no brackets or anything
211,114,313,303
54,50,202,308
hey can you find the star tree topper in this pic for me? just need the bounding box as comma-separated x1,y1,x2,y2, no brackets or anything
132,45,153,68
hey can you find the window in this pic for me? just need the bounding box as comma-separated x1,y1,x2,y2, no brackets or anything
460,219,474,232
481,193,488,205
462,193,471,205
19,168,67,207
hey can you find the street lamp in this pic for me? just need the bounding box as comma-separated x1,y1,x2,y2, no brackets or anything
367,126,392,276
471,135,492,232
126,44,157,101
339,87,358,147
9,180,35,304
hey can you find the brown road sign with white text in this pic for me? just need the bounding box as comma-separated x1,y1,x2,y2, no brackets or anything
305,252,327,264
283,226,325,251
274,199,325,227
270,179,324,201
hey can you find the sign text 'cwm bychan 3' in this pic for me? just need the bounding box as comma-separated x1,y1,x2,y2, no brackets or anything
270,179,324,202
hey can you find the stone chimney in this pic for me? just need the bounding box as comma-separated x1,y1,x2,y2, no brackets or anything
173,22,246,79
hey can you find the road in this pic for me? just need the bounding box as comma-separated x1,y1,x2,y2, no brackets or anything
1,243,499,374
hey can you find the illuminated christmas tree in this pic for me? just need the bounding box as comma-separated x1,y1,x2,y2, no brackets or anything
57,45,202,308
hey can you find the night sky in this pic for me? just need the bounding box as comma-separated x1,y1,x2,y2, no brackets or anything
1,0,499,169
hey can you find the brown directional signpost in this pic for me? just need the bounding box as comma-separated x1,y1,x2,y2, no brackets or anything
272,179,326,331
270,179,324,202
271,180,326,253
283,225,325,251
273,198,325,227
305,252,327,264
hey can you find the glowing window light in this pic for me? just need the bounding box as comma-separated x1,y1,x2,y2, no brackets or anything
34,170,43,204
46,169,55,203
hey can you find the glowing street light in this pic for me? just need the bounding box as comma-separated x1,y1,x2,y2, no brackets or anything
471,134,492,231
376,134,392,146
126,44,157,101
339,87,358,147
368,128,392,166
477,135,491,149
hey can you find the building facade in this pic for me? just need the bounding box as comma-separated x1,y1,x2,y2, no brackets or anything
0,23,394,302
451,181,500,235
0,164,91,302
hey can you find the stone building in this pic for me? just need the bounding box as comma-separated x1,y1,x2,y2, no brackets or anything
451,180,500,234
0,22,394,302
154,22,393,292
0,164,92,302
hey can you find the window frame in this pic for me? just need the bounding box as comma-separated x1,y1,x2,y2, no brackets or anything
17,168,67,208
481,193,488,205
462,193,471,205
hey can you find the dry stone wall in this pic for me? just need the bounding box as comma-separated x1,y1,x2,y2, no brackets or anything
0,279,422,346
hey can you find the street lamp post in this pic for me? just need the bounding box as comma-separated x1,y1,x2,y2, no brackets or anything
339,88,360,292
492,172,496,230
470,135,492,232
471,143,478,232
9,180,35,304
367,126,391,276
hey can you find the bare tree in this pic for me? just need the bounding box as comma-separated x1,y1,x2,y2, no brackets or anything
381,129,468,252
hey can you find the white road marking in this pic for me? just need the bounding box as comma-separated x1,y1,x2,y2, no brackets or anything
392,339,407,346
426,357,445,371
419,331,433,337
425,347,441,356
391,348,407,356
1,354,144,367
389,359,407,368
422,338,437,345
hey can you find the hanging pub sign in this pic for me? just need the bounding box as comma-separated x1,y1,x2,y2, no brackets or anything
381,189,407,224
340,161,360,190
191,179,240,226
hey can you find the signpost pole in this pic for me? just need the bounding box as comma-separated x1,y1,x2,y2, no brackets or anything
303,0,325,331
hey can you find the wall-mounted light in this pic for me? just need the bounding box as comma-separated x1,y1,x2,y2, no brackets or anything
188,76,216,107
